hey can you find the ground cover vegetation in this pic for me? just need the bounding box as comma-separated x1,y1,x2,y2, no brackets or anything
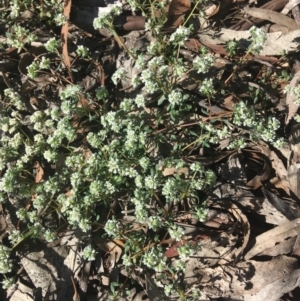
1,0,300,300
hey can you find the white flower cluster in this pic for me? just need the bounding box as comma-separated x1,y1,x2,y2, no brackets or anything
27,61,40,79
95,86,109,100
0,245,13,274
28,222,45,239
54,13,66,26
177,242,195,260
139,157,150,170
193,205,208,222
135,54,146,70
190,162,205,173
227,137,247,149
10,4,20,18
168,90,183,106
75,45,90,58
233,101,283,147
142,246,167,272
93,12,113,30
144,18,162,34
0,168,19,193
8,230,22,245
193,54,214,74
285,84,300,106
169,26,191,46
147,215,163,231
168,224,185,241
111,68,126,85
6,25,36,52
199,78,214,96
162,177,180,201
44,229,57,243
87,132,102,148
232,102,255,127
101,111,122,132
135,94,145,108
0,117,18,134
60,84,81,101
1,277,15,289
164,283,176,297
104,219,121,237
140,68,159,93
147,40,163,55
249,26,267,54
4,89,25,110
148,56,164,69
82,245,97,261
26,56,51,78
93,5,122,30
45,37,60,53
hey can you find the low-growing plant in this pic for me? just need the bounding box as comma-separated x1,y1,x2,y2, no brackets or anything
0,0,291,299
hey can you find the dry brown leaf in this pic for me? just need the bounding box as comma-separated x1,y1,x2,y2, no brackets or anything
248,268,300,300
123,16,146,31
10,281,34,301
231,0,289,31
219,203,250,264
281,0,300,14
162,0,191,32
222,95,234,111
229,256,300,301
263,187,300,220
203,200,250,264
206,2,219,18
247,160,271,189
292,234,300,255
245,217,300,260
34,161,44,183
20,246,62,298
255,142,290,194
257,196,290,225
145,272,170,301
183,231,239,271
61,0,72,80
285,69,300,125
288,163,300,198
0,203,7,241
186,150,236,166
243,6,298,31
103,241,123,264
196,256,300,300
162,167,188,176
58,230,85,300
270,176,292,193
71,276,80,301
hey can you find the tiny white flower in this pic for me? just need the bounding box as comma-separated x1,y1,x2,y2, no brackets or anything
111,68,126,85
82,245,97,261
135,94,145,107
168,90,182,106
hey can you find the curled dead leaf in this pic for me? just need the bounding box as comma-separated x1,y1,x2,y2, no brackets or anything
34,161,44,183
162,0,191,32
245,217,300,260
61,0,73,81
285,69,300,125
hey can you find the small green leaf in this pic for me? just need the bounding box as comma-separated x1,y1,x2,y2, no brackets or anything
157,95,166,105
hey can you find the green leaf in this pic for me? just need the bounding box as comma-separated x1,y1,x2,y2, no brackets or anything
157,95,166,106
201,108,209,116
